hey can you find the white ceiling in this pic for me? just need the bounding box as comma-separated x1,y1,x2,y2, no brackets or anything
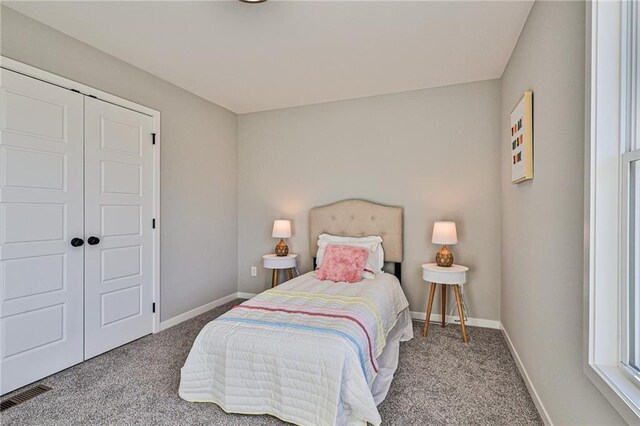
7,1,534,114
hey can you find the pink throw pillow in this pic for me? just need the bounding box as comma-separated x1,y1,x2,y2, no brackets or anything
316,245,369,283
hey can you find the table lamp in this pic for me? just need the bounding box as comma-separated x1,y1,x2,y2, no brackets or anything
432,221,457,267
272,220,291,256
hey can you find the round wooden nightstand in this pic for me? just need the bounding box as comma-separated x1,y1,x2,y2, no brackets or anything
263,254,298,287
421,263,469,342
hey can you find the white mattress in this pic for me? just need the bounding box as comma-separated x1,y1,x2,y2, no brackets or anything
179,271,413,425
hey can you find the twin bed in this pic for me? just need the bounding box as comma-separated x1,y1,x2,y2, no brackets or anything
179,200,413,425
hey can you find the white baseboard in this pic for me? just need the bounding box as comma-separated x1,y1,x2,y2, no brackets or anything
159,292,239,331
501,324,552,425
410,310,501,330
237,292,258,299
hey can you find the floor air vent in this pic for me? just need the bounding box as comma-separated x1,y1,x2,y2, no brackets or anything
0,384,51,411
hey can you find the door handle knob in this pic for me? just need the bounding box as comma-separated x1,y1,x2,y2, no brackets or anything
87,236,100,246
71,238,84,247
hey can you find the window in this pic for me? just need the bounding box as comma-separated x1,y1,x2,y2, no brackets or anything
586,0,640,422
626,155,640,374
622,147,640,384
622,0,640,383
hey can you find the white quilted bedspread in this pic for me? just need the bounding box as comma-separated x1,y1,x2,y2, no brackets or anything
179,271,411,425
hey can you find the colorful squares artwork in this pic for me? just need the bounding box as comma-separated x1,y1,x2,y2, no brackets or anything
511,134,524,151
510,91,533,183
510,119,523,137
512,152,522,164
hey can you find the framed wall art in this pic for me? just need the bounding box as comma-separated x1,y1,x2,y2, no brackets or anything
510,91,533,183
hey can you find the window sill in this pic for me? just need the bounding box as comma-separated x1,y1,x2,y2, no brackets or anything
585,362,640,423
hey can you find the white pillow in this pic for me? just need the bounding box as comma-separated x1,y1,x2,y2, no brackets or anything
316,234,384,276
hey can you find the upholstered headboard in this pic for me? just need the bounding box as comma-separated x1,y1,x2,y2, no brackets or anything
308,199,403,263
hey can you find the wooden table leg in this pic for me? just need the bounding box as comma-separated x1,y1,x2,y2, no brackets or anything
423,283,437,337
454,285,468,342
441,284,447,327
271,269,278,288
287,268,293,280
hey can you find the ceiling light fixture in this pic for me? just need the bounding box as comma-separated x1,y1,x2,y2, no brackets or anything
239,0,267,3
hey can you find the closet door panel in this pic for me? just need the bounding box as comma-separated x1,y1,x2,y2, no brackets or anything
0,69,84,394
84,97,153,359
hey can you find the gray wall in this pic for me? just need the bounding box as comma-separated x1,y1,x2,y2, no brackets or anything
0,6,239,322
500,1,623,424
238,80,502,321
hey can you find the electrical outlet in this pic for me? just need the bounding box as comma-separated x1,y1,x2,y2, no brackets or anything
250,266,257,277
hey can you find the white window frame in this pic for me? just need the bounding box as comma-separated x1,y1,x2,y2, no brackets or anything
585,1,640,422
621,149,640,380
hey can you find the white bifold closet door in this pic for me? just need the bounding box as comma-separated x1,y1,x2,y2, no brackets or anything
0,69,85,393
83,97,154,359
0,69,155,394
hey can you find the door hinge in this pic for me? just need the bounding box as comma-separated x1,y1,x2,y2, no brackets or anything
152,218,156,229
152,303,156,313
151,133,156,145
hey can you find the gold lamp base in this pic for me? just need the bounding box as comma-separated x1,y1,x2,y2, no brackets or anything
435,245,454,267
275,239,289,256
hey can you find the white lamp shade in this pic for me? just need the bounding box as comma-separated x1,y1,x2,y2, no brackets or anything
272,220,291,238
432,221,457,245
